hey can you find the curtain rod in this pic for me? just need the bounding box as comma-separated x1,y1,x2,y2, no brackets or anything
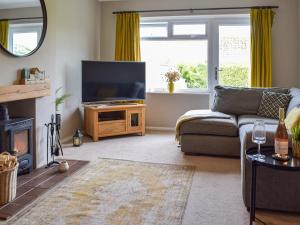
0,17,43,22
112,6,279,14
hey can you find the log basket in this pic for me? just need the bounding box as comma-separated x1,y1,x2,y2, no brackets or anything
0,152,19,206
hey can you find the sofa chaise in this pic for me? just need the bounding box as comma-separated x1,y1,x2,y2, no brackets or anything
178,85,300,212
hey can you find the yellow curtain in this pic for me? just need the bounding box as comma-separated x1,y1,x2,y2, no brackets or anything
115,13,141,61
250,9,275,87
0,20,9,49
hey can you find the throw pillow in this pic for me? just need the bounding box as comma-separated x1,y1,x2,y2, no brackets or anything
212,85,289,115
285,107,300,131
257,91,291,119
287,88,300,114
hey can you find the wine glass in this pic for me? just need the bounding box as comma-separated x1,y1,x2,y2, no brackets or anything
252,120,266,161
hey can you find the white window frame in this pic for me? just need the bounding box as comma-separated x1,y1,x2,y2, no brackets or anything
210,18,251,90
140,15,250,94
141,17,208,41
8,22,43,54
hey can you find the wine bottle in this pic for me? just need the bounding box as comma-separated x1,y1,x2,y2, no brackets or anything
274,108,289,156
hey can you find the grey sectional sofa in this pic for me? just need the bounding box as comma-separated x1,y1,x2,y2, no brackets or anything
179,85,300,212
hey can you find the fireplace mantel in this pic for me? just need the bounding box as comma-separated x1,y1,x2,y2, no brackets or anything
0,83,50,103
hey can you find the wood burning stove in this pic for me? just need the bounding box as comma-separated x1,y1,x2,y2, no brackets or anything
0,118,33,175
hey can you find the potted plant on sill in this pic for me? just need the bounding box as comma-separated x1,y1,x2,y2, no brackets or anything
163,69,180,94
55,87,71,131
291,123,300,158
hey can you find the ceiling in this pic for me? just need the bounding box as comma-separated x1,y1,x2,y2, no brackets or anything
0,0,40,10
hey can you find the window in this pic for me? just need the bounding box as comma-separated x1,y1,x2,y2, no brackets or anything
8,23,42,55
140,15,250,92
173,24,206,36
140,22,168,38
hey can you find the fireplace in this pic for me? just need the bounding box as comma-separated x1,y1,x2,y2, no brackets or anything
0,118,33,175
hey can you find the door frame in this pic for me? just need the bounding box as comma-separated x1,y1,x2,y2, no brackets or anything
208,17,250,106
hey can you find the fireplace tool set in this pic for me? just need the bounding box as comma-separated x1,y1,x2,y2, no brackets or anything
45,114,63,168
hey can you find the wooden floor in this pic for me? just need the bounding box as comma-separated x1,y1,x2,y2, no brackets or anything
0,160,89,221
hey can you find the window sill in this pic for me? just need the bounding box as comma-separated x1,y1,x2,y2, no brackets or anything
146,89,210,95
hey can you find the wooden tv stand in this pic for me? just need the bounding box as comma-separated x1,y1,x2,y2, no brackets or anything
84,104,146,141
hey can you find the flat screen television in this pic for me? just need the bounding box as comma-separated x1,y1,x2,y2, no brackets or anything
82,61,146,103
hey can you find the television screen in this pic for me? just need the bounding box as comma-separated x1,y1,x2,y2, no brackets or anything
82,61,146,103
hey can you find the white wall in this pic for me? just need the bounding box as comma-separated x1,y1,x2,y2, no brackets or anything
54,0,99,141
0,0,99,167
146,93,209,128
0,0,56,168
0,7,42,19
100,0,299,128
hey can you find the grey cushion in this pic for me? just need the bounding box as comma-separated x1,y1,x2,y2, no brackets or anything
212,85,289,115
180,115,238,137
287,88,300,114
238,115,278,127
257,91,291,119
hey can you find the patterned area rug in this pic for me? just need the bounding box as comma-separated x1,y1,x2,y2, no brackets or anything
6,159,195,225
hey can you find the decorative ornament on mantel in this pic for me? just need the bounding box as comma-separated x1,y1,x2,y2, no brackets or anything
20,67,48,85
163,69,181,94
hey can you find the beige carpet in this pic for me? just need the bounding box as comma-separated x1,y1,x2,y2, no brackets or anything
6,158,194,225
3,131,300,225
61,131,300,225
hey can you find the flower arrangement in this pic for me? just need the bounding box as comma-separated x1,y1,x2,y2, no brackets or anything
162,69,181,93
163,69,180,83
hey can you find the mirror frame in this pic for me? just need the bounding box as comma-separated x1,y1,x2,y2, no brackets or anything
0,0,47,57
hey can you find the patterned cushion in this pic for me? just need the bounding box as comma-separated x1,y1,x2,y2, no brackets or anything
258,91,291,119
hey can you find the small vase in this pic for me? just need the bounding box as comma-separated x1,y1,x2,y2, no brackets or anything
58,161,69,173
168,81,175,94
292,140,300,158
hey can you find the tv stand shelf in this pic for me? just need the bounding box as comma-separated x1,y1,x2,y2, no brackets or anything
84,104,146,141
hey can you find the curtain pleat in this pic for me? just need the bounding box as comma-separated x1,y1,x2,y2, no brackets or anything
0,20,9,49
115,13,141,61
250,9,275,87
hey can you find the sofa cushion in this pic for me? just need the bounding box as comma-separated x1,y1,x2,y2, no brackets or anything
287,88,300,114
238,115,278,127
257,91,291,119
180,114,238,137
285,107,300,131
212,85,289,115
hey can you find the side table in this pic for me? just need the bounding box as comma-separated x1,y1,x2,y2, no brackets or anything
246,146,300,225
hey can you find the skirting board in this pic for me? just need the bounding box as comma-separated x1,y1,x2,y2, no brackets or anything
61,127,175,144
146,126,175,132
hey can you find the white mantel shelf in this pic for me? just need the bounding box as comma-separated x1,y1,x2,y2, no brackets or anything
0,83,51,103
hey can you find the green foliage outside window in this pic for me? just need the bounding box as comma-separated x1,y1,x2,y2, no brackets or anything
177,64,249,88
177,64,208,88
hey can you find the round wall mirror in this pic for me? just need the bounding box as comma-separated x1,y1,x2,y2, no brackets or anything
0,0,47,57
